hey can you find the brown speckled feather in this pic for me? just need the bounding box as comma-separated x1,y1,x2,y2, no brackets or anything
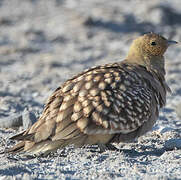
8,33,176,155
9,62,167,154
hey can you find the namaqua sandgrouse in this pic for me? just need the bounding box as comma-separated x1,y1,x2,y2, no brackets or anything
7,33,177,156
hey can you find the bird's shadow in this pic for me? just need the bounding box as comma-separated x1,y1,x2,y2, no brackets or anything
2,143,166,165
0,145,166,178
120,147,165,158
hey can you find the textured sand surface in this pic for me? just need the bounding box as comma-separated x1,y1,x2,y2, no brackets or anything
0,0,181,179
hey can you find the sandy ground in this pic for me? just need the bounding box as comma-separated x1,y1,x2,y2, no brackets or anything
0,0,181,179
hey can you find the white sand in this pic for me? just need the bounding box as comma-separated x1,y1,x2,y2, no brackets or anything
0,0,181,179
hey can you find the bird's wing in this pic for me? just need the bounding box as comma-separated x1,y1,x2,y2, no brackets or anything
73,63,153,136
13,63,153,143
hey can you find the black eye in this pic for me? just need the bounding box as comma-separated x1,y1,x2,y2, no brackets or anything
151,41,157,46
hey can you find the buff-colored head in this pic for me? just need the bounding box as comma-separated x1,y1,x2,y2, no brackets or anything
126,33,177,68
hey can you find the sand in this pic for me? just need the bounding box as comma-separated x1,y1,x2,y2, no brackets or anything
0,0,181,179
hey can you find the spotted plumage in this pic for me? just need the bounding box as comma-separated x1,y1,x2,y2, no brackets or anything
6,33,177,156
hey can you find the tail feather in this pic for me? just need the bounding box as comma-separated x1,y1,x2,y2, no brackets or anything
10,131,34,141
3,131,88,156
4,141,25,154
24,135,87,156
10,131,25,140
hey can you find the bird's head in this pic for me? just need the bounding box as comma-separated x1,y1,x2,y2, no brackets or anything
126,33,177,72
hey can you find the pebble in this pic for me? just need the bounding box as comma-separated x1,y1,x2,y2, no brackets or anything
22,108,37,130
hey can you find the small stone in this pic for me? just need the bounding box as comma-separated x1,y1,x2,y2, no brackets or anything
22,108,37,130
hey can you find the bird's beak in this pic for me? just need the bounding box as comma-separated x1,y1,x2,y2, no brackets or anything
167,40,178,46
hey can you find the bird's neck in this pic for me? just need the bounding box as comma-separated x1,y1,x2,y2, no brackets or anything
126,54,166,80
146,55,166,81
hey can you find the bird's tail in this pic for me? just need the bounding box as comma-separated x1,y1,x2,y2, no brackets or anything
7,141,25,154
24,136,87,156
0,141,25,155
2,135,88,156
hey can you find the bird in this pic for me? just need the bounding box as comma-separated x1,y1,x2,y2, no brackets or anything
6,33,177,156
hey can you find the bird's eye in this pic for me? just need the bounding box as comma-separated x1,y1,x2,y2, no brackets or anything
151,41,157,46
